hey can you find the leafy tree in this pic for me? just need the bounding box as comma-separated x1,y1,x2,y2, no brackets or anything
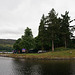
13,38,21,52
20,27,35,52
13,8,75,53
13,27,34,53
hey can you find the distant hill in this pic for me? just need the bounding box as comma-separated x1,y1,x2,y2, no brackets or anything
0,39,16,52
0,39,16,45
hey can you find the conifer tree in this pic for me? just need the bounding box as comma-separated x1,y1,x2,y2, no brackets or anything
46,8,58,51
39,14,46,50
60,11,70,48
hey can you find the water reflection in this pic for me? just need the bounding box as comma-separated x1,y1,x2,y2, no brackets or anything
12,59,42,75
0,57,75,75
0,57,15,75
11,59,72,75
70,61,75,75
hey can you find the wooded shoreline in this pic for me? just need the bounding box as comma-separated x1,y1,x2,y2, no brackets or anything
0,49,75,60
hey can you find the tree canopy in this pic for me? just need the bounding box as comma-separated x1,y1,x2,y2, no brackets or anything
13,27,35,53
13,8,75,53
38,8,75,51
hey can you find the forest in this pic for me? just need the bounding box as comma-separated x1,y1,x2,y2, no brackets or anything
13,8,75,53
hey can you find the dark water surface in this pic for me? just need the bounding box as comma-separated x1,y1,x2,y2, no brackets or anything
0,57,75,75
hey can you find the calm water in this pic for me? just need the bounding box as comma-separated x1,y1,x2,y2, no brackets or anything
0,57,75,75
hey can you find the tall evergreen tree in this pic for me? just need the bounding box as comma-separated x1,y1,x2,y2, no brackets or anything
38,14,47,50
46,8,58,51
60,11,71,48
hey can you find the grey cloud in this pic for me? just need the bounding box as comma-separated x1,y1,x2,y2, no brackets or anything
0,0,75,39
0,29,23,34
0,0,24,11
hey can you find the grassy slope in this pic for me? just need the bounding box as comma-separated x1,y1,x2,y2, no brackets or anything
1,49,75,59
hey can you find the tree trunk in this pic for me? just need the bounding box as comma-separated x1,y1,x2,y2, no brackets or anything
42,38,44,51
64,37,67,48
52,40,54,51
65,40,67,48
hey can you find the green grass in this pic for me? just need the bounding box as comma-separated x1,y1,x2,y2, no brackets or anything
0,49,75,59
55,47,71,51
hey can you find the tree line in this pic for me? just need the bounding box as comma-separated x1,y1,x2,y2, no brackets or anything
13,8,75,53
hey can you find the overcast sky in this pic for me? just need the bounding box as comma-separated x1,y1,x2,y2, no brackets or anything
0,0,75,39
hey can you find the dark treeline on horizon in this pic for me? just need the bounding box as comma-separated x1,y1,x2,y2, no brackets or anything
13,8,75,53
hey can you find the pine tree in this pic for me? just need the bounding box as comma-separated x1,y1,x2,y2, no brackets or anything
61,11,71,48
38,14,47,50
46,8,58,51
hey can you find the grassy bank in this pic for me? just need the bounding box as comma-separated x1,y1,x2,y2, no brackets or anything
0,49,75,60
